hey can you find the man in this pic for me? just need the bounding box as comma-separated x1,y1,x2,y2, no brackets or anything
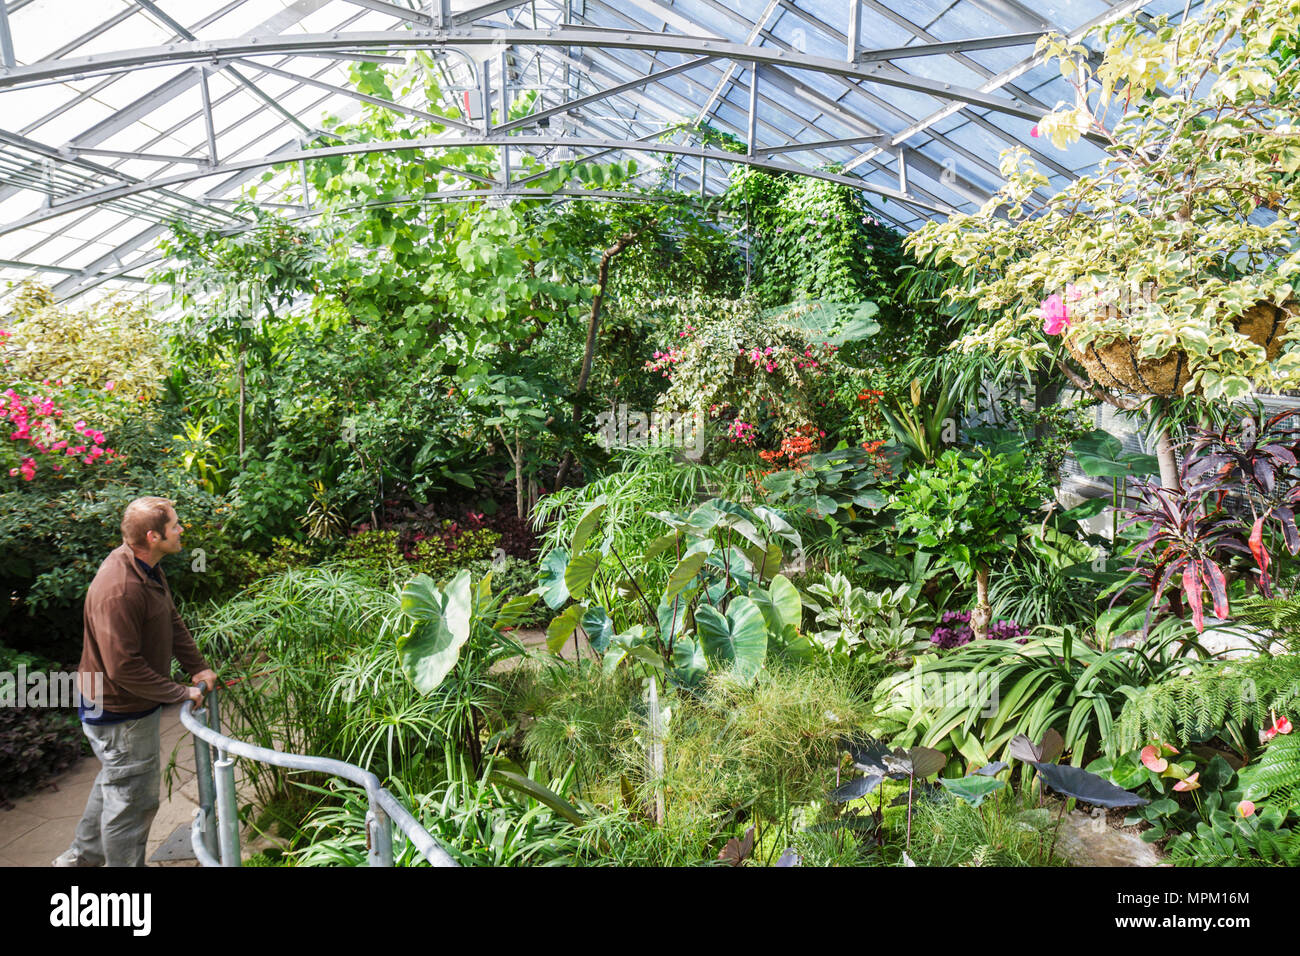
53,496,218,867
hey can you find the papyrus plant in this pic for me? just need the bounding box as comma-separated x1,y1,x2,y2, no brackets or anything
907,0,1300,487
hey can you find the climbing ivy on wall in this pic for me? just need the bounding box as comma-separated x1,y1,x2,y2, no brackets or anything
723,167,904,310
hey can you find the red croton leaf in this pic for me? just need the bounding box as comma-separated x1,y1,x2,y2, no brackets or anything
1182,564,1204,633
1200,558,1229,620
1249,514,1273,597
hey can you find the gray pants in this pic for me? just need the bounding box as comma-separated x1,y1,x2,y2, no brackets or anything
68,709,162,867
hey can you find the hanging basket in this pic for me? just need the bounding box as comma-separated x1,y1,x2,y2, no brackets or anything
1065,300,1294,397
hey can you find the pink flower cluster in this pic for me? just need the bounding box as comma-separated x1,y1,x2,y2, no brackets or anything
738,343,833,375
727,420,757,445
644,346,687,380
1039,284,1083,336
2,386,119,482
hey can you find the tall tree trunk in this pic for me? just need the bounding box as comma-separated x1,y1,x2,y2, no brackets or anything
237,344,246,458
971,564,991,641
553,223,655,492
1154,424,1181,492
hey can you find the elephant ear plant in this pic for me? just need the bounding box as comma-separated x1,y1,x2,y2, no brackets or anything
533,495,809,688
394,568,535,766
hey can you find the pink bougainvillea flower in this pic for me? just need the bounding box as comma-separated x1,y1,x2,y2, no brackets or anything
1039,294,1070,335
1236,800,1255,818
1140,746,1168,773
1265,711,1293,739
1030,125,1040,138
1173,772,1200,792
104,380,115,391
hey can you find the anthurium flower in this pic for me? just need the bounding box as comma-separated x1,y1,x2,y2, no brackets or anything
1265,711,1293,739
1140,745,1168,773
1173,772,1200,792
1039,294,1070,335
1236,800,1255,818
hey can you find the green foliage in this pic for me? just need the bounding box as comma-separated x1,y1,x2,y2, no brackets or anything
2,281,167,404
878,625,1206,769
1114,654,1300,754
908,0,1300,402
802,576,932,665
723,168,902,309
890,448,1048,582
293,761,583,866
532,446,750,562
643,295,849,451
187,567,400,808
904,787,1065,867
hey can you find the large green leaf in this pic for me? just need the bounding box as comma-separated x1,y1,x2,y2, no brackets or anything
546,603,585,653
664,538,713,601
581,605,616,653
669,634,707,689
537,548,570,610
397,571,473,694
570,497,607,553
488,770,585,825
938,775,1006,807
695,596,767,682
564,551,602,601
1070,430,1159,478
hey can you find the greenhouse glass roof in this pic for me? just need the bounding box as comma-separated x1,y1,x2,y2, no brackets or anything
0,0,1202,304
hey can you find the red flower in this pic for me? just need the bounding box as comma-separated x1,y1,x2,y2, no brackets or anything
1265,710,1293,739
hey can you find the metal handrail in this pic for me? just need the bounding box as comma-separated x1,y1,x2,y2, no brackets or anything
179,683,457,867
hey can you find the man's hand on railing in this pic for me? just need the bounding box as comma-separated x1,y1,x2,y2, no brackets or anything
187,669,218,705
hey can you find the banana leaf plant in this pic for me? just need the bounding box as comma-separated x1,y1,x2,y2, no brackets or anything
534,495,811,688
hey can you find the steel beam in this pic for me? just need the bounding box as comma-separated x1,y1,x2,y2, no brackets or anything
842,0,1160,172
853,32,1043,64
199,67,218,165
0,0,14,67
339,0,433,25
0,134,953,242
493,55,713,135
0,30,1041,121
230,58,480,134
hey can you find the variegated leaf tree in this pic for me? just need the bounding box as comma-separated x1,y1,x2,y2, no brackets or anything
907,0,1300,489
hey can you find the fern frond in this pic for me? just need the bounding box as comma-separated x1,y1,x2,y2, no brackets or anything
1113,654,1300,753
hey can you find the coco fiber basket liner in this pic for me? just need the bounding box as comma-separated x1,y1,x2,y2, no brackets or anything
1065,300,1295,397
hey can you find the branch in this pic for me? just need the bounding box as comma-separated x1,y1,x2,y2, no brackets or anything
1056,356,1140,411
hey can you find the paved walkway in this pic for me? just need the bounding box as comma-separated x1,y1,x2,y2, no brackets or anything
0,702,253,867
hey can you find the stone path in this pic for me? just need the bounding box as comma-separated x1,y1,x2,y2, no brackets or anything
0,702,259,868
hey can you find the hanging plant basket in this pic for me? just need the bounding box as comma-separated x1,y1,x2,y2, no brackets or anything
1065,300,1295,397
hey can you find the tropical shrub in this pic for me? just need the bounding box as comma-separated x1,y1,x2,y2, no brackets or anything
890,448,1048,638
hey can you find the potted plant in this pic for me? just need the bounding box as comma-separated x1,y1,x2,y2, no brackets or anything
907,0,1300,489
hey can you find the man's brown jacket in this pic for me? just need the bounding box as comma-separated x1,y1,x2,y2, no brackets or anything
77,543,210,713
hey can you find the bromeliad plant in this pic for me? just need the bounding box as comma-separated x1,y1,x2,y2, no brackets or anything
533,495,811,688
